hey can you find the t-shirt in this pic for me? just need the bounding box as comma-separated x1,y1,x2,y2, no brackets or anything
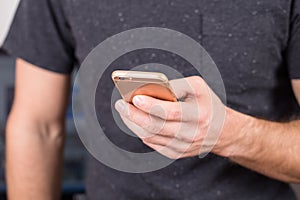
2,0,300,199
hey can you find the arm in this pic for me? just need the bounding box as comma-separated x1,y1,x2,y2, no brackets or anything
219,107,300,183
218,80,300,183
220,80,300,183
6,59,71,200
115,76,300,184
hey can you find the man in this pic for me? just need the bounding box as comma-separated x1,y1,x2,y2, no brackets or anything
1,0,300,199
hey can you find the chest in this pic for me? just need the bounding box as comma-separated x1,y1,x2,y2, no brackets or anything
64,0,289,61
64,0,297,119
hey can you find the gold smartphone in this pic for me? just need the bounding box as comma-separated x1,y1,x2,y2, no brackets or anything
112,70,177,103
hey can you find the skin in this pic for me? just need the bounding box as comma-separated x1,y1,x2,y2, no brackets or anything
6,59,70,200
293,80,300,101
6,58,300,199
115,76,300,183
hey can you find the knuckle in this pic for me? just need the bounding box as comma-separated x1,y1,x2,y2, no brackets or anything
167,109,182,120
148,123,162,134
200,113,211,128
189,76,203,85
158,126,168,136
192,134,202,143
188,76,205,96
143,117,165,134
143,136,156,144
176,131,191,142
181,130,201,143
130,113,139,123
196,108,210,126
142,138,151,145
133,116,151,129
179,130,196,142
137,119,148,128
179,135,188,143
189,136,199,143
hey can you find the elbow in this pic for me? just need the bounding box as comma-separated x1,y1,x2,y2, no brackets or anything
40,122,66,143
6,112,66,144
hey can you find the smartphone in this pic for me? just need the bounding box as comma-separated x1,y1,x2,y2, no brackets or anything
112,70,178,103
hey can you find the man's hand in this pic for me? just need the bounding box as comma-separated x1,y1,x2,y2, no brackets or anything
115,76,228,159
115,76,300,183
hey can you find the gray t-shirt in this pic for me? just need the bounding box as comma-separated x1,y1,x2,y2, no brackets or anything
2,0,300,199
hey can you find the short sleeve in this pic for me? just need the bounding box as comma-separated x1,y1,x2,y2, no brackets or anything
0,0,75,74
287,0,300,79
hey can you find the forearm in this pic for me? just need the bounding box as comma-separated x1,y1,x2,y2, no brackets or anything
216,108,300,183
6,115,65,200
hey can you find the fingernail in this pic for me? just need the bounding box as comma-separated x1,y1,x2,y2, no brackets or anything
116,100,126,113
133,96,144,106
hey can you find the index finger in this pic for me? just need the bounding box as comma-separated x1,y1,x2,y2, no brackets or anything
132,95,198,122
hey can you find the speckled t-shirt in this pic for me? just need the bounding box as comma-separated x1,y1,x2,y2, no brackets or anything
2,0,300,199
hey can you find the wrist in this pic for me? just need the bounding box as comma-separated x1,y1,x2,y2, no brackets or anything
212,107,257,158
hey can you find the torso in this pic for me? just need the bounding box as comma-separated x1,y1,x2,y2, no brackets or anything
62,0,299,199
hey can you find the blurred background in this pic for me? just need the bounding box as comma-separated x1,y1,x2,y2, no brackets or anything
0,1,299,200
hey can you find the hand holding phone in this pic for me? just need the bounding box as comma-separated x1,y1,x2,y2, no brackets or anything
114,74,226,160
